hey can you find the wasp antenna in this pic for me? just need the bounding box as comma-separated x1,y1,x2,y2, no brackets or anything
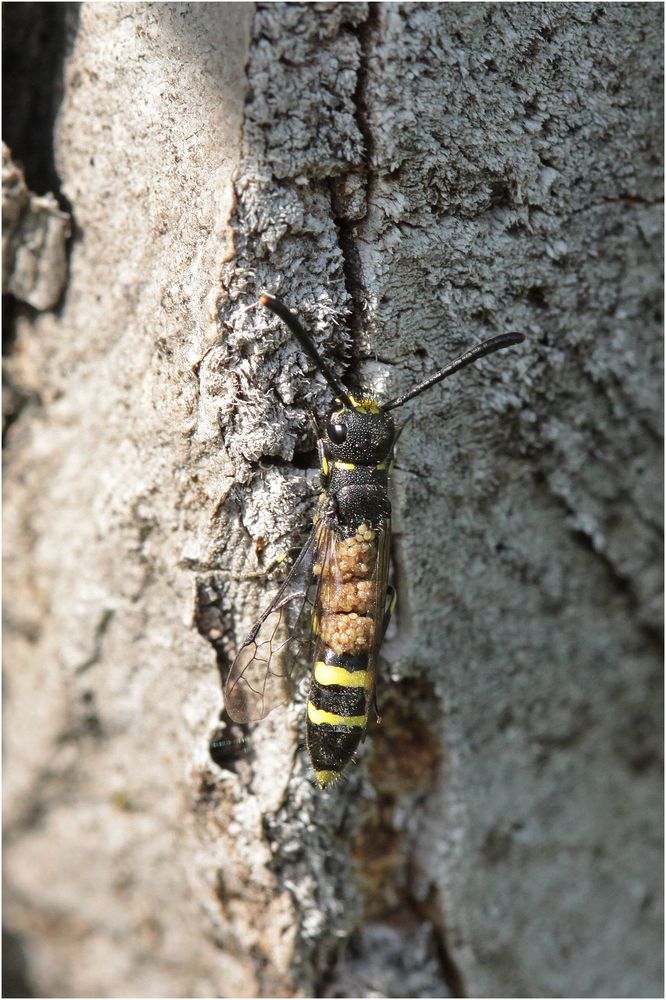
260,294,355,409
383,332,525,411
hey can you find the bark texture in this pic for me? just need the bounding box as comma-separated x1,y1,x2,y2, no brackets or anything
2,143,70,310
3,3,663,998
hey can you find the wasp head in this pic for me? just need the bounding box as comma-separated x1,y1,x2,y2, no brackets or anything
325,398,395,465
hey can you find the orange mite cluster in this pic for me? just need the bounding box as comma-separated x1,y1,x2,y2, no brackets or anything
315,524,378,655
321,578,375,614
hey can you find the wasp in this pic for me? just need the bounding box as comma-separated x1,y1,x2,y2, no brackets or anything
224,293,524,789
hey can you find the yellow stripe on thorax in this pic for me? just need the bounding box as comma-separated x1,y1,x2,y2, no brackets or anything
314,661,370,689
331,459,387,471
307,702,365,727
349,396,380,414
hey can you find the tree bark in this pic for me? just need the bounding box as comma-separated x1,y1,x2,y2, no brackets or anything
3,3,662,998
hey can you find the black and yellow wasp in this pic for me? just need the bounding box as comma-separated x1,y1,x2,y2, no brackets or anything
225,294,523,789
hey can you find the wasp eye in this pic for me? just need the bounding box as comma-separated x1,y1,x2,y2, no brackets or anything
327,419,348,444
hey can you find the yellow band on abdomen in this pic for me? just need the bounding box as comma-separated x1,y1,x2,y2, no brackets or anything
314,769,339,788
314,661,370,689
307,702,365,727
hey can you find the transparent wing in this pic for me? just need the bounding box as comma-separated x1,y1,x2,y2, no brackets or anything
365,516,392,725
225,519,333,723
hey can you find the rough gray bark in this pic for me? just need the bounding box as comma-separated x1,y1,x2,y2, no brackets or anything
2,144,70,309
3,3,662,999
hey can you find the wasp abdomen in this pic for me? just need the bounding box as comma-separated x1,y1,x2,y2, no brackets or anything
317,523,378,655
307,524,380,788
306,649,371,788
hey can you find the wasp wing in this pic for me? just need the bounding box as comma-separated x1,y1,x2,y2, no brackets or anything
225,519,333,723
365,516,392,726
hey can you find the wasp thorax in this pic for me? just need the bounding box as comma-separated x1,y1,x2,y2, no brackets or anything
325,404,395,465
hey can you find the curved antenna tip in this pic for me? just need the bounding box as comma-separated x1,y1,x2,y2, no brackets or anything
383,329,526,411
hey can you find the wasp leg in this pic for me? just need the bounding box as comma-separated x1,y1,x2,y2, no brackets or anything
237,547,296,581
382,585,397,639
306,407,320,435
372,688,382,724
374,586,397,723
209,733,249,770
263,548,297,575
317,438,330,486
392,414,415,452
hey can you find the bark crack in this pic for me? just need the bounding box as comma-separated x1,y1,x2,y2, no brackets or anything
74,608,115,675
329,15,472,996
329,4,379,381
409,886,468,999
